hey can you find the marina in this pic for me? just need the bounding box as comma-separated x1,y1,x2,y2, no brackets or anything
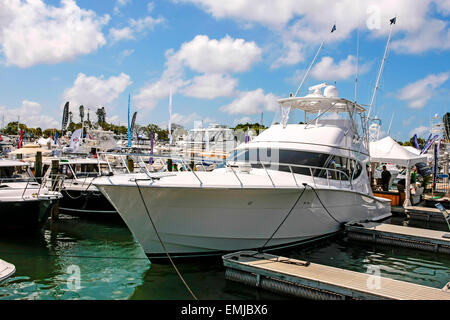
0,1,449,306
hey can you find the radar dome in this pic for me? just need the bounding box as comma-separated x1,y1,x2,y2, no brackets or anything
324,85,338,98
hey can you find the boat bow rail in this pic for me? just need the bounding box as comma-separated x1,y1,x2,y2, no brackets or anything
96,152,358,191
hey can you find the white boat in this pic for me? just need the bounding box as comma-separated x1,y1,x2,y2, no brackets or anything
42,157,118,216
0,159,62,231
94,84,392,260
0,259,15,282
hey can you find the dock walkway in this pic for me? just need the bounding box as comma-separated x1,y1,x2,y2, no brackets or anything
346,222,450,254
405,206,448,223
223,251,450,300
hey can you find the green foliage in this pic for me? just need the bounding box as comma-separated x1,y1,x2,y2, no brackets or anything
145,124,169,141
233,122,267,135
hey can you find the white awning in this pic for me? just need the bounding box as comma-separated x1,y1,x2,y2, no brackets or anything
369,136,428,167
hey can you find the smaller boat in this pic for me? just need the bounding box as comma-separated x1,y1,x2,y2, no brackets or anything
42,157,118,217
0,159,61,231
0,259,15,282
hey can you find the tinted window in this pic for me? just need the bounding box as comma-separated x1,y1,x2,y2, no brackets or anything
229,148,362,181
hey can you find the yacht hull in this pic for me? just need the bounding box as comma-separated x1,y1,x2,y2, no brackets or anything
0,199,58,232
97,185,391,260
59,189,118,217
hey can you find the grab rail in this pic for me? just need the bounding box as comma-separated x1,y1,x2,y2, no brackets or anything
97,151,354,191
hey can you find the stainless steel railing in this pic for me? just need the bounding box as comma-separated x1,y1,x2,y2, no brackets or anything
97,152,354,190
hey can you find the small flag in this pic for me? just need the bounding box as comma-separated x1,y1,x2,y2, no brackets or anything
331,24,337,33
390,17,397,25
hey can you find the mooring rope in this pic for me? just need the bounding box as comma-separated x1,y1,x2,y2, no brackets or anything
304,183,343,225
259,187,307,252
134,179,198,300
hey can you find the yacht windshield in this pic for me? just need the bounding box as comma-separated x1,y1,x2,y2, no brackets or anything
0,165,33,183
228,148,362,181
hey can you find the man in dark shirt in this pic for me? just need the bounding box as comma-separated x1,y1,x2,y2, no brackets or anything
381,165,391,191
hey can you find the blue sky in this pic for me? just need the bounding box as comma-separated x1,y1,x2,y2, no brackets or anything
0,0,449,141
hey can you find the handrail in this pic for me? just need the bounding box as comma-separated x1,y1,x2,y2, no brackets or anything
97,151,354,190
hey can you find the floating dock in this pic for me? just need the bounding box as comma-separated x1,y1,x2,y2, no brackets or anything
346,222,450,254
0,259,15,282
405,206,448,223
223,251,450,300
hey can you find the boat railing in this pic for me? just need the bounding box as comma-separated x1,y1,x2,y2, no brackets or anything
97,152,353,190
40,174,66,194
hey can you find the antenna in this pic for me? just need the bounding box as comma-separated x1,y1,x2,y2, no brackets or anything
367,17,396,125
355,28,360,102
294,24,337,98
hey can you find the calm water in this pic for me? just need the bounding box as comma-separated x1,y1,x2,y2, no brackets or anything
0,214,449,300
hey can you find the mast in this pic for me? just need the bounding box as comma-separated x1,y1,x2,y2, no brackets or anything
387,113,394,136
127,94,132,148
168,88,173,145
355,28,360,102
366,17,396,124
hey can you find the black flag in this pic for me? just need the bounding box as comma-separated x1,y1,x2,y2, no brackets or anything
62,102,69,132
390,17,397,25
131,112,137,133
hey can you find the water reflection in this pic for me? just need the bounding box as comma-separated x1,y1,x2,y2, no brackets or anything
0,215,448,300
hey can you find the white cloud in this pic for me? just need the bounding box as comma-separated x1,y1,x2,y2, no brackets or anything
0,0,109,68
135,35,262,109
391,19,450,54
109,15,164,42
311,55,371,81
114,0,132,15
271,41,304,69
173,35,262,74
182,74,238,99
173,0,299,28
409,125,430,137
116,49,135,64
0,100,58,129
176,0,450,67
398,72,449,109
220,89,278,115
434,0,450,15
63,73,132,117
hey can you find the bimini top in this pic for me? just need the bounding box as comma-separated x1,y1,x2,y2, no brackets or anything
278,83,366,114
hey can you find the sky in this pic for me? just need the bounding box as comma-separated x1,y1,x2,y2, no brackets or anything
0,0,449,141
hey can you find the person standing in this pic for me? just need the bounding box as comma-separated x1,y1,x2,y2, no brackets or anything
381,165,392,191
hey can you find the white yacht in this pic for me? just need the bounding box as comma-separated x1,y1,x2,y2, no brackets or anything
94,84,391,260
0,159,62,231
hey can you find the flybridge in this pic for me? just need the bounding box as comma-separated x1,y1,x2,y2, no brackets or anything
278,83,366,114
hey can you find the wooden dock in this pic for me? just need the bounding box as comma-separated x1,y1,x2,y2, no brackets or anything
346,222,450,254
223,251,450,300
405,206,448,223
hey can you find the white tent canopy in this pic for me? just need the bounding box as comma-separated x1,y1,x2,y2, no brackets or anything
369,136,428,167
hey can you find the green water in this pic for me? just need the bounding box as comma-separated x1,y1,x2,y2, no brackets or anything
0,215,449,300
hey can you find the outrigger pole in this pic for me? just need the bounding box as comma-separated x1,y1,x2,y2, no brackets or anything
294,24,337,98
366,17,396,126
